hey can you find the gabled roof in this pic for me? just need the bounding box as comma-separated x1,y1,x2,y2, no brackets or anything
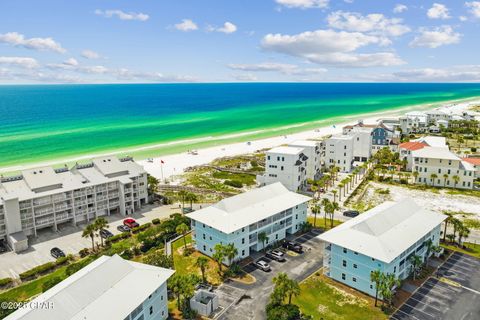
412,136,447,148
399,141,428,151
412,146,460,161
317,199,446,263
5,255,174,320
187,182,311,233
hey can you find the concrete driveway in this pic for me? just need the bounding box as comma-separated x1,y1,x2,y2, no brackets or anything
214,229,325,320
0,203,207,279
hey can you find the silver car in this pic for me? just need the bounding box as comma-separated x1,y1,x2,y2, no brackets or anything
255,259,271,272
267,249,286,262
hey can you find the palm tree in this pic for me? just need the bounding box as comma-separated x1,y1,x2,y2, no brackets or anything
380,273,401,308
224,243,238,266
185,192,198,210
337,183,343,201
195,256,209,283
430,173,438,186
82,223,96,252
321,198,330,228
410,255,423,280
452,175,460,188
446,234,456,243
176,223,190,250
332,190,337,203
258,232,269,253
443,174,449,187
311,200,321,228
213,244,226,273
452,218,462,241
425,239,434,263
443,211,455,241
325,201,339,228
412,171,419,184
94,217,109,247
370,270,383,307
177,190,188,211
458,225,470,245
272,273,289,304
286,278,300,304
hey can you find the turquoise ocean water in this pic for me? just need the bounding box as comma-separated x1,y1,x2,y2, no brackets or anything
1,83,480,170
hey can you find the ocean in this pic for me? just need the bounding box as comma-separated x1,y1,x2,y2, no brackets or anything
1,82,480,170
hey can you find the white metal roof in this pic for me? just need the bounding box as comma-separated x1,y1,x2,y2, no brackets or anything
412,146,460,161
317,199,446,263
22,167,63,191
289,140,319,148
267,146,305,155
186,182,311,233
412,136,447,148
5,255,174,320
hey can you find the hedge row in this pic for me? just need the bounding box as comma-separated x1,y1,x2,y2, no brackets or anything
106,232,131,244
152,218,161,225
132,222,151,234
19,262,56,280
0,277,13,287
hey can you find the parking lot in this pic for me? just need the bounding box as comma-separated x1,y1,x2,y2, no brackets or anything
214,229,325,320
391,252,480,320
0,203,200,278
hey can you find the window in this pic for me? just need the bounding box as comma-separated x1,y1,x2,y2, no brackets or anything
267,155,270,160
342,273,346,280
242,249,245,256
353,277,357,282
343,248,347,254
242,238,245,244
202,234,205,240
203,245,206,251
354,251,358,255
150,306,153,315
353,264,357,269
342,260,347,267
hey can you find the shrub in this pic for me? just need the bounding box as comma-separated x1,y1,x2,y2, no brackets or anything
132,223,151,234
0,277,13,288
79,248,90,258
41,276,63,292
472,147,477,152
266,303,300,320
55,256,70,266
152,218,161,225
66,258,93,276
106,232,131,244
19,262,56,280
224,179,243,188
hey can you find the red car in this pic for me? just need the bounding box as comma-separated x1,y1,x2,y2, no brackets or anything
123,218,139,228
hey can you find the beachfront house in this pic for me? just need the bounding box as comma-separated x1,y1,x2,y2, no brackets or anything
342,120,399,155
288,140,323,180
0,156,148,252
257,146,308,191
318,199,445,297
5,254,174,320
412,147,475,189
186,182,310,264
462,157,480,178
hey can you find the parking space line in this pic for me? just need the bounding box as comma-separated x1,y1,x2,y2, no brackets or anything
393,307,423,320
403,301,437,320
441,260,476,273
408,295,444,312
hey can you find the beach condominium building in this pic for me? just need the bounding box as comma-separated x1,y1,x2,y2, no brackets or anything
412,147,475,189
343,121,399,155
187,182,310,264
257,146,308,191
5,254,174,320
0,156,148,252
288,140,322,180
318,199,445,297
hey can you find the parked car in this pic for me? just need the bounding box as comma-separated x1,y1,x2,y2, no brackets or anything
255,259,271,272
282,241,303,253
343,210,360,218
50,247,65,259
195,283,213,292
266,249,286,262
123,218,139,229
99,229,114,239
117,225,131,233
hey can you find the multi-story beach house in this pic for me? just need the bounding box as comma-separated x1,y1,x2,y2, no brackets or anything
0,156,148,252
5,254,174,320
288,140,323,180
318,199,445,297
343,121,399,155
399,111,428,134
399,136,448,171
462,157,480,178
186,182,310,264
257,146,308,191
412,147,475,189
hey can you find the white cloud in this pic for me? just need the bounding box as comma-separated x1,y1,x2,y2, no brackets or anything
174,19,198,32
217,22,237,34
81,50,101,59
427,3,450,19
261,29,405,67
0,56,39,69
459,15,468,21
392,65,480,82
227,62,326,75
0,32,66,53
410,26,461,48
63,58,78,66
95,9,149,21
207,22,238,34
232,73,258,81
327,11,410,37
466,2,480,18
275,0,329,9
393,4,408,13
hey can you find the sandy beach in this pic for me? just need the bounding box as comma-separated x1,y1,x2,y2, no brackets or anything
140,99,480,183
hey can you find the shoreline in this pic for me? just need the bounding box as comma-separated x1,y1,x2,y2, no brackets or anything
1,96,479,177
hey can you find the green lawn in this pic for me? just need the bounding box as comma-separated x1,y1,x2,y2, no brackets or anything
308,216,342,230
442,242,480,259
171,234,223,285
212,171,256,186
294,273,387,320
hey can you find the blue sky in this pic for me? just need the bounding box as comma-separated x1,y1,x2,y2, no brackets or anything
0,0,480,83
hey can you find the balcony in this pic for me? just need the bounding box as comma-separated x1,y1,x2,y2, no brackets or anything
73,191,87,198
96,195,107,201
96,186,107,192
34,207,54,217
19,201,32,209
33,199,52,206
